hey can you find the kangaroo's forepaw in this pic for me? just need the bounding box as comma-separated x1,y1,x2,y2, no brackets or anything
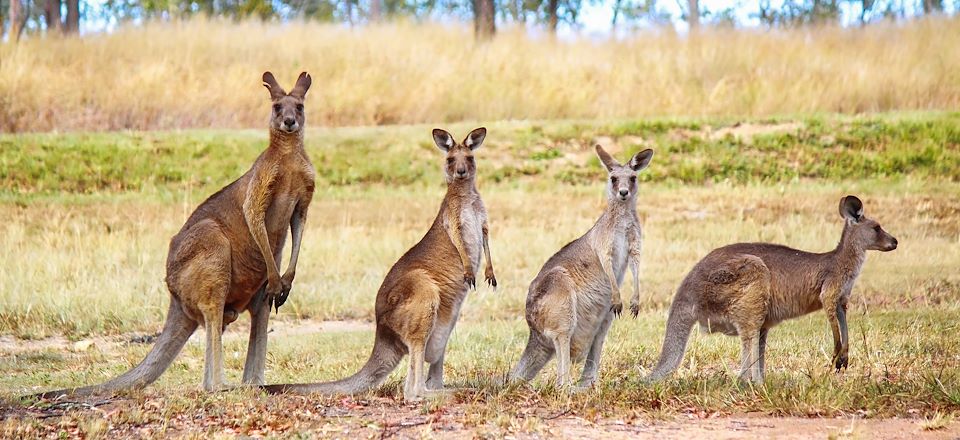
464,273,476,290
485,273,497,290
611,302,623,317
629,302,640,318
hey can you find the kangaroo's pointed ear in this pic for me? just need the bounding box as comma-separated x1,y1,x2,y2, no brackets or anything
464,127,487,150
290,72,312,99
839,195,864,223
432,129,455,152
595,145,619,171
629,149,654,172
262,71,285,100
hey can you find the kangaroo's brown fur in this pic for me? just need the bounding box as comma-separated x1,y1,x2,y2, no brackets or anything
647,195,898,384
32,72,316,399
265,127,496,401
510,145,654,388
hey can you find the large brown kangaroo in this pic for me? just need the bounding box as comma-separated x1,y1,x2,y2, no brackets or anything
510,145,653,388
33,72,316,398
265,128,496,401
646,195,897,384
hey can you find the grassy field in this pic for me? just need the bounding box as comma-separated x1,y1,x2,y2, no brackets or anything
1,117,959,438
2,18,960,132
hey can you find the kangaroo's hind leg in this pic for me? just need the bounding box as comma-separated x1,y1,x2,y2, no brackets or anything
176,223,232,392
242,285,270,385
425,295,466,390
531,269,577,388
509,330,555,382
578,310,614,388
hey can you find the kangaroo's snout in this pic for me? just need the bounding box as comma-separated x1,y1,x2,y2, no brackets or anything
884,236,898,251
618,189,629,199
456,168,467,178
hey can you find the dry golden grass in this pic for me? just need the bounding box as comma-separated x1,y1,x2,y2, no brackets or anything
2,18,960,132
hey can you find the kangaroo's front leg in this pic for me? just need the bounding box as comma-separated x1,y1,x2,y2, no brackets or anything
820,284,846,371
627,228,643,317
482,221,497,289
599,246,622,316
277,196,312,309
243,168,282,299
835,300,850,371
446,211,475,289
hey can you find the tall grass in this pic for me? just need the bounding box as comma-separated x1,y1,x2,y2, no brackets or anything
1,18,959,132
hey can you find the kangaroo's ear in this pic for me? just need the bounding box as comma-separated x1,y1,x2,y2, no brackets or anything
432,129,455,152
839,195,864,223
629,149,654,172
595,145,619,171
290,72,312,99
464,127,487,150
262,72,286,100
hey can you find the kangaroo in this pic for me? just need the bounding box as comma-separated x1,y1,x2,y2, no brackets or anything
265,128,496,401
509,145,653,388
647,195,898,384
32,72,316,398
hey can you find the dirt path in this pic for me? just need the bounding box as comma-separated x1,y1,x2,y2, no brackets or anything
0,319,372,355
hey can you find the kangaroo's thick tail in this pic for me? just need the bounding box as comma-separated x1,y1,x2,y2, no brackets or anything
264,327,404,395
646,288,698,383
30,297,198,400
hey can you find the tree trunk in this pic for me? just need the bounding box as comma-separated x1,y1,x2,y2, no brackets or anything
369,0,381,21
65,0,79,34
10,0,23,41
922,0,943,14
611,0,622,29
473,0,495,40
46,0,62,33
546,0,558,34
687,0,699,31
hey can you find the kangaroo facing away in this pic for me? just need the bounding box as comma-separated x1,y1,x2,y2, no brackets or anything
647,195,898,384
265,128,496,401
510,145,653,388
32,72,316,398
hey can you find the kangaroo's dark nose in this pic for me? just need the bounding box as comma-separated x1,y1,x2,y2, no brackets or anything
619,189,628,197
891,238,898,248
283,118,296,127
456,168,467,177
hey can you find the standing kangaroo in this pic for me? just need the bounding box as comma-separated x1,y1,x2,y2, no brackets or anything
33,72,316,398
647,195,897,384
510,145,653,388
265,128,496,401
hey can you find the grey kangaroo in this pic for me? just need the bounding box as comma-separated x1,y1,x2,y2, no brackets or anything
265,128,496,401
647,195,897,384
32,72,315,399
509,145,653,387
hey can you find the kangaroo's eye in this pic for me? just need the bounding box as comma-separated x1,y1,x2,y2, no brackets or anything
874,225,882,233
272,104,281,113
467,156,475,163
296,104,304,112
610,177,618,184
446,158,455,164
630,176,637,183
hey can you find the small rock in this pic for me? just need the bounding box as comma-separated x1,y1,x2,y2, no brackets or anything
72,340,95,352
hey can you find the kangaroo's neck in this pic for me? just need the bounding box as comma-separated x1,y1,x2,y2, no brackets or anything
829,224,867,284
598,198,636,225
269,130,305,155
444,178,477,201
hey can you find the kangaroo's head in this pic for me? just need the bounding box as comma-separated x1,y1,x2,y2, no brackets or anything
432,127,486,183
839,195,898,252
262,71,312,135
596,145,654,203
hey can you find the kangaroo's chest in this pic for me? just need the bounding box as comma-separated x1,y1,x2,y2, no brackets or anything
459,201,486,273
265,163,315,240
